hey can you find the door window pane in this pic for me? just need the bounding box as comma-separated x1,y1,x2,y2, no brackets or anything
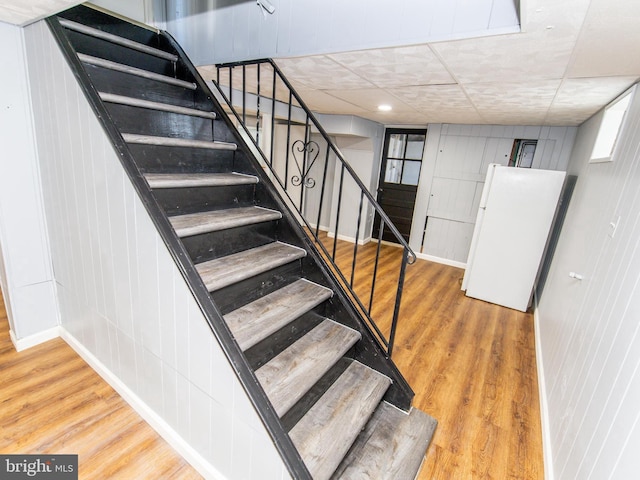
401,160,421,185
405,134,426,160
387,134,406,158
384,159,403,183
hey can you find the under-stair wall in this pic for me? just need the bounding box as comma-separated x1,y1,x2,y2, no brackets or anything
23,18,291,480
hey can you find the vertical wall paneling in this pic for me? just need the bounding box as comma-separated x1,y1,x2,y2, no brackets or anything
328,137,378,243
0,21,58,342
408,123,441,253
537,83,640,480
163,0,520,65
415,124,577,265
23,19,290,479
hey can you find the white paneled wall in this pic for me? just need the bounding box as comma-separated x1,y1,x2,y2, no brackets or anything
0,21,58,343
414,124,577,264
164,0,519,65
537,84,640,480
328,137,379,243
23,19,289,479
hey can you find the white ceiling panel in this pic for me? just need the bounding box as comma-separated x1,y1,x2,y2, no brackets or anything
277,57,376,90
327,45,455,87
324,88,419,113
388,84,475,111
464,80,561,110
568,0,640,78
293,89,369,116
15,0,639,128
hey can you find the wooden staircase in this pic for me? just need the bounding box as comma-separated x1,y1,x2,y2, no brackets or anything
50,6,436,479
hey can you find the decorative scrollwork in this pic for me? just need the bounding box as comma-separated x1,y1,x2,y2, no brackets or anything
291,139,319,189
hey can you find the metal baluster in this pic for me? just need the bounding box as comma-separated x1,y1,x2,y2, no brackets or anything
299,115,310,212
242,64,246,126
388,248,409,357
270,65,277,165
332,165,345,262
315,146,330,239
256,63,261,145
284,91,292,188
369,220,384,314
350,192,364,288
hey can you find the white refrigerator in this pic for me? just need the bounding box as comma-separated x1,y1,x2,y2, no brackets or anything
461,164,566,312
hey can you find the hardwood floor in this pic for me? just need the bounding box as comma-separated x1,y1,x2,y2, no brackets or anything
0,292,202,479
0,233,543,479
321,234,544,479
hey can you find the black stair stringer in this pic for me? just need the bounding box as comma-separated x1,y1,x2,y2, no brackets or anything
46,11,312,480
163,33,416,409
48,3,416,476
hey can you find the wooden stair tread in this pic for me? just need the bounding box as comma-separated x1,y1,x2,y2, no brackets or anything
224,279,333,351
122,133,237,151
169,206,282,237
78,53,197,90
333,402,437,479
59,18,179,61
99,92,216,119
289,361,391,480
255,320,360,417
144,172,258,189
196,242,306,292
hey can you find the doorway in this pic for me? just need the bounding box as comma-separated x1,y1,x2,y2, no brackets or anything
374,128,427,243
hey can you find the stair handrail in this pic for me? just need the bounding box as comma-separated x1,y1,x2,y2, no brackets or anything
211,58,416,356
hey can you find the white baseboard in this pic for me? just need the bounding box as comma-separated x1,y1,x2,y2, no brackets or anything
9,326,61,352
533,304,554,480
59,328,226,480
415,252,467,269
326,231,370,245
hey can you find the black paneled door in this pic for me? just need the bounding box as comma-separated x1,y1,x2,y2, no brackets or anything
374,128,426,243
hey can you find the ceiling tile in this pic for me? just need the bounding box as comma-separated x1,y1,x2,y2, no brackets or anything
324,88,419,113
568,0,640,78
431,29,577,83
276,56,376,90
551,77,638,109
464,80,560,112
294,89,369,115
363,111,431,125
388,84,474,110
328,45,455,87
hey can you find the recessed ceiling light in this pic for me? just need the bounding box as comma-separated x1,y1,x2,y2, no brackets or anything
378,104,392,111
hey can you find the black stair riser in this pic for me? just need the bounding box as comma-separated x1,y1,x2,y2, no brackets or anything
281,357,353,432
128,145,237,173
65,29,177,77
205,120,237,144
153,184,256,215
244,310,326,371
211,263,303,315
180,222,278,264
106,104,214,142
83,64,199,108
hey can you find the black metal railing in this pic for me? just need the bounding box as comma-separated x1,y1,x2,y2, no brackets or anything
212,59,416,356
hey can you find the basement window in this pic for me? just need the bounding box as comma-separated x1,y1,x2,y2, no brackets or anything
590,86,635,163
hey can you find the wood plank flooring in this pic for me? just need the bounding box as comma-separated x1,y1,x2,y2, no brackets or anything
0,292,202,479
318,233,544,479
0,231,543,479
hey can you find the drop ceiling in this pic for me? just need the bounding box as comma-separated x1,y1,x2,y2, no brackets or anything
3,0,640,127
268,0,640,126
